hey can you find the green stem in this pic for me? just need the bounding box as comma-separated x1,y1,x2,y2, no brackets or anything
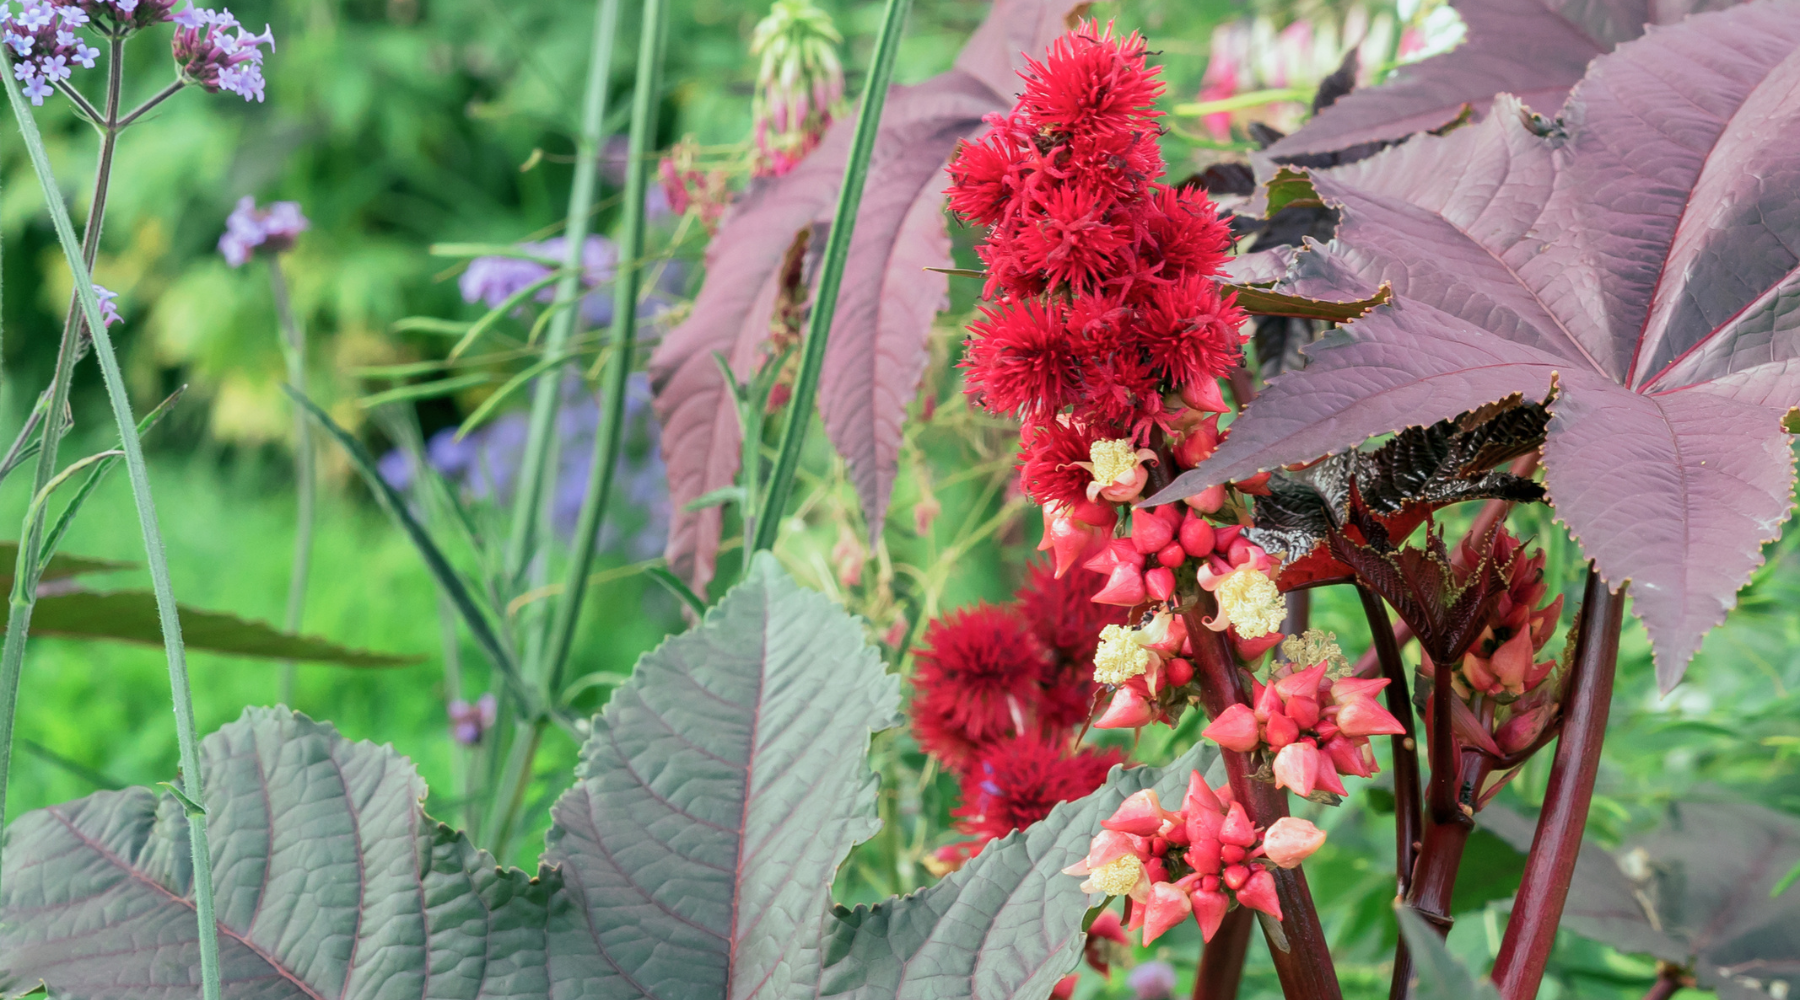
543,0,656,694
748,0,912,556
499,0,622,593
483,716,545,860
1,45,223,1000
0,32,121,914
271,258,313,707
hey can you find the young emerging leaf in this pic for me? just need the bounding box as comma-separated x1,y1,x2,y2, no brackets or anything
652,0,1082,595
1263,0,1743,160
1152,6,1800,688
1483,801,1800,998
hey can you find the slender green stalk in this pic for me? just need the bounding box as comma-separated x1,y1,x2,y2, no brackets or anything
482,716,545,861
500,0,622,590
270,258,314,706
750,0,913,555
2,54,223,1000
0,33,123,910
543,0,660,694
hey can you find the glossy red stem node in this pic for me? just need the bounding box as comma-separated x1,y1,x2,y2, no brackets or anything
1490,567,1626,1000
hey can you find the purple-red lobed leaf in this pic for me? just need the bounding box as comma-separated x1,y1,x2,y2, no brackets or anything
1153,4,1800,687
1264,0,1741,160
652,0,1082,595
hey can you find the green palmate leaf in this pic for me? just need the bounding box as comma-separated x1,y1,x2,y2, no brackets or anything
0,556,1209,1000
544,551,902,998
817,740,1215,1000
17,590,418,667
0,706,557,998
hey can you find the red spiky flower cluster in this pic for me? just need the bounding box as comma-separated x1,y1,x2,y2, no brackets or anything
909,567,1127,853
947,21,1246,491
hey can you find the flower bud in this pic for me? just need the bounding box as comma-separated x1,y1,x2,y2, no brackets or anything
1261,817,1327,868
1095,686,1155,729
1179,512,1216,557
1235,867,1282,920
1202,703,1261,752
1131,507,1176,553
1190,885,1231,941
1272,740,1320,797
1145,566,1176,602
1102,790,1170,837
1142,883,1192,945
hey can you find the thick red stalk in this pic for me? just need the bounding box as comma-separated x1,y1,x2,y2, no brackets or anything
1192,906,1255,1000
1490,568,1626,1000
1182,600,1343,1000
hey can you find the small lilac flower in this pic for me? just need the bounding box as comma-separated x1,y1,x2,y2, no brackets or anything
218,195,307,266
2,0,99,104
447,692,497,746
1127,962,1177,1000
171,3,272,102
92,283,122,327
459,235,618,327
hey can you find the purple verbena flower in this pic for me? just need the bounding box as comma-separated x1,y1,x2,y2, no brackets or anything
1,1,99,105
447,692,497,746
78,0,176,33
93,283,122,327
171,2,271,102
459,235,619,327
218,194,307,266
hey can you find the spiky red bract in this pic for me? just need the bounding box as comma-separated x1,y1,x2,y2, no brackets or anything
1017,418,1102,508
1013,185,1134,295
963,299,1083,420
910,604,1050,770
1020,21,1164,139
1016,559,1128,668
1136,185,1232,283
955,737,1125,841
1136,277,1248,390
946,130,1031,228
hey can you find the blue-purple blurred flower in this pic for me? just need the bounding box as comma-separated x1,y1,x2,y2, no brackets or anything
172,2,272,102
447,692,496,745
1128,961,1177,1000
219,195,307,266
379,372,670,561
460,236,620,327
2,1,100,105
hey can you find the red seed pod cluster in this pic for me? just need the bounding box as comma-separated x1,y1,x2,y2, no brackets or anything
1063,772,1326,945
945,21,1246,503
1418,526,1571,808
1203,661,1408,799
909,565,1127,854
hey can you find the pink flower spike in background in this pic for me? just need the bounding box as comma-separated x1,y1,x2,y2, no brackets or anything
219,195,307,266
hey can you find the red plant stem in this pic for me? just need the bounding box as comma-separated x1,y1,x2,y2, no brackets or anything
1491,568,1626,1000
1356,586,1422,899
1192,906,1256,1000
1182,600,1343,1000
1639,966,1686,1000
